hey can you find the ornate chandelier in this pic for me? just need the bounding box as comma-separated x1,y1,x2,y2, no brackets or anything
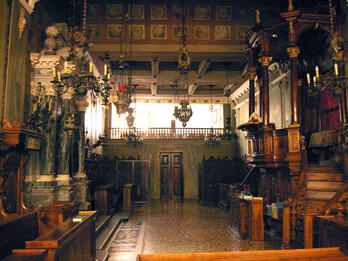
50,0,109,101
174,100,193,127
177,2,190,74
205,86,221,146
305,0,345,97
112,57,134,114
125,85,142,146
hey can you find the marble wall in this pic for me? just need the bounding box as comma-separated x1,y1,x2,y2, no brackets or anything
103,139,237,199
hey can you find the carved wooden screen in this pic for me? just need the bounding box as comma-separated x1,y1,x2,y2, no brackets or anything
116,160,150,202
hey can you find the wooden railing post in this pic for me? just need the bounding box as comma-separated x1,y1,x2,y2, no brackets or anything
282,202,291,249
303,213,314,248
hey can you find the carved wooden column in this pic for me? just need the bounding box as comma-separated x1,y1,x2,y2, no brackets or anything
247,48,256,117
286,46,302,190
287,46,300,124
258,56,275,167
259,56,272,126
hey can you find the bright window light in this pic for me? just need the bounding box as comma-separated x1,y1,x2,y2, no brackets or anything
111,103,223,128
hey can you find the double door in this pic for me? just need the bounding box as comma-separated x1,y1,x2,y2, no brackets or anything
160,152,183,200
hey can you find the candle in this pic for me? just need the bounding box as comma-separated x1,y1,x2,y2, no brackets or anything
64,61,68,73
313,76,316,87
89,62,93,73
57,71,61,82
307,73,310,84
334,63,339,76
107,73,110,80
53,67,56,78
315,66,319,78
104,64,107,76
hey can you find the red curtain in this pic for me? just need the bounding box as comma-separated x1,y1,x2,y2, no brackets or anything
320,88,339,130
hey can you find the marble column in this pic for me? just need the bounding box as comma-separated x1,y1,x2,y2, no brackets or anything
75,99,89,178
73,98,90,210
25,54,61,207
55,89,74,202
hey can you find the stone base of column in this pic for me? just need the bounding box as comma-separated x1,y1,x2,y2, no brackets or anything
23,180,57,208
55,174,73,202
73,174,91,210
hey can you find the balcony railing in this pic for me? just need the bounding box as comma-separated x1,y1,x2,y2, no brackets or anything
108,128,226,140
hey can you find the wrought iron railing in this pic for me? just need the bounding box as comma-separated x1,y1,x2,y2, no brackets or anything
108,127,226,140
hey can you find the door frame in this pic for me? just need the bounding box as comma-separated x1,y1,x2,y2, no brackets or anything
157,150,184,200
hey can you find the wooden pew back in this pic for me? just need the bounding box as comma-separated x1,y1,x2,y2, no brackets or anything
25,211,97,261
137,247,348,261
0,212,40,259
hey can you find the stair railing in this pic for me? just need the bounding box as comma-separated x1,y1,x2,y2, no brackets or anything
303,182,348,248
283,136,308,248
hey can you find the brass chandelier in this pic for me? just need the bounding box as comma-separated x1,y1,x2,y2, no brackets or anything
51,0,111,101
305,0,345,97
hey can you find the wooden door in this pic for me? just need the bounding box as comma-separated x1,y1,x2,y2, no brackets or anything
160,152,183,200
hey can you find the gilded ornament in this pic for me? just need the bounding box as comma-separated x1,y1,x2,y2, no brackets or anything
249,71,256,80
258,56,272,67
18,8,27,39
287,46,300,58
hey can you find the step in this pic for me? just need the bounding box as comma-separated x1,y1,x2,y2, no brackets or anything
96,207,133,250
306,199,329,209
306,172,343,181
96,250,109,261
306,181,344,191
96,215,112,235
306,190,338,200
308,165,342,172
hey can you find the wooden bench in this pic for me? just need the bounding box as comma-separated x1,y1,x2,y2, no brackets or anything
25,211,97,261
137,247,348,261
95,183,120,214
2,249,47,261
0,212,41,260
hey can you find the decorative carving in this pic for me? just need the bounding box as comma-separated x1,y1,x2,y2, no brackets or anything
258,56,272,67
289,20,295,42
18,8,27,39
287,46,300,58
1,119,21,129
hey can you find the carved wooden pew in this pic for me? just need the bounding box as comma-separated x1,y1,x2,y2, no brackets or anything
137,247,348,261
25,211,97,261
0,210,96,261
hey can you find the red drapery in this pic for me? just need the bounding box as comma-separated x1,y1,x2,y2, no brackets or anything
320,87,339,130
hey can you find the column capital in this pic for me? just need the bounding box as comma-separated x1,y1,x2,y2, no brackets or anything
287,46,300,58
248,71,257,80
62,87,74,100
258,56,273,67
76,100,89,112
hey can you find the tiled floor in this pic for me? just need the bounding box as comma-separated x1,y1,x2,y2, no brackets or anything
108,200,283,260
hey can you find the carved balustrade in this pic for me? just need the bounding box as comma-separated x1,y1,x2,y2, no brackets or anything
108,127,225,140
